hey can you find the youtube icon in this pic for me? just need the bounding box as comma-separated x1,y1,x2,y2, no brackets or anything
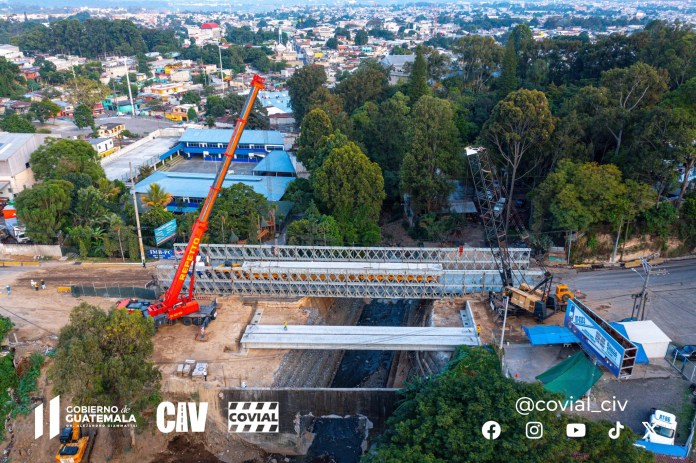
566,423,586,438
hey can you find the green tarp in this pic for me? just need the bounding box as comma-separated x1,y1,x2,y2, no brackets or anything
535,352,603,401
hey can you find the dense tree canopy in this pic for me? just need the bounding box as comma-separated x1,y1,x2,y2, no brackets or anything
287,65,327,122
313,142,385,245
365,347,653,463
30,138,105,183
49,303,161,445
400,96,461,215
15,180,74,243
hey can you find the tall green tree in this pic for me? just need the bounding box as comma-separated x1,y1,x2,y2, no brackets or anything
208,184,269,243
286,202,342,246
496,38,519,100
296,108,334,171
400,96,460,214
600,62,669,157
354,29,368,46
313,142,385,244
451,36,502,93
15,180,74,243
408,46,429,103
287,65,327,122
30,138,105,183
532,160,653,235
483,89,555,234
73,104,94,129
0,57,26,98
73,186,109,227
0,114,35,133
28,99,61,124
65,76,111,109
335,60,389,114
49,303,161,447
186,106,197,122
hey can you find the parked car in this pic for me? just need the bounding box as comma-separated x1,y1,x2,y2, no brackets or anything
675,345,696,361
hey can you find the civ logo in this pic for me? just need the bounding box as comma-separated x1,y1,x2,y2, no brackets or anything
35,396,61,439
156,402,208,433
228,402,279,433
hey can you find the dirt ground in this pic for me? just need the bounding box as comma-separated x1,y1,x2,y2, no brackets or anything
0,262,316,463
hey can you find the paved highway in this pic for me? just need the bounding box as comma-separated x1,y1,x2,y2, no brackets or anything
553,257,696,345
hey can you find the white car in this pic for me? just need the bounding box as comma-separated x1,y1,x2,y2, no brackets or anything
643,409,677,445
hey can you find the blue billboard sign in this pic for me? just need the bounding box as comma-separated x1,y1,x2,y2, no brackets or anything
147,249,174,260
154,219,177,245
564,299,637,377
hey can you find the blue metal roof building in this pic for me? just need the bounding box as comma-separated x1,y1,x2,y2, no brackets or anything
135,171,295,206
253,151,295,176
172,129,285,162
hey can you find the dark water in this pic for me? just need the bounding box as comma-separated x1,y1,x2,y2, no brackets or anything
273,300,417,463
330,299,416,388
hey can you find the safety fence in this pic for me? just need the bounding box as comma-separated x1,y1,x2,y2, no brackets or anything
70,284,160,300
665,343,696,382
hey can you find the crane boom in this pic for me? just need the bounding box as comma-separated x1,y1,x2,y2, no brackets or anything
147,74,265,320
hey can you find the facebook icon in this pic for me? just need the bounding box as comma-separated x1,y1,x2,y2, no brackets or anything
481,420,502,440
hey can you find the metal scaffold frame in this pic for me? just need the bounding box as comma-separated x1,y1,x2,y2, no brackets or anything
158,244,544,299
175,244,533,272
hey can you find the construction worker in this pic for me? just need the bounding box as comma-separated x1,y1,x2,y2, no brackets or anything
283,321,288,331
30,279,35,289
40,279,46,290
5,285,10,296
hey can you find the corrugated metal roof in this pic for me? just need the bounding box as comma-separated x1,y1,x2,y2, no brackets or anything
523,325,578,345
253,151,295,174
179,128,284,146
0,132,39,161
135,171,294,202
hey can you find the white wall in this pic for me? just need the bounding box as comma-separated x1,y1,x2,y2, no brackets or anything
0,243,63,257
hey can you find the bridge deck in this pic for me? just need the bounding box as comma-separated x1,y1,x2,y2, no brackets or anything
240,325,480,351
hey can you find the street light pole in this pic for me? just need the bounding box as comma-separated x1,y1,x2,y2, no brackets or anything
124,58,136,118
499,296,509,350
130,162,146,267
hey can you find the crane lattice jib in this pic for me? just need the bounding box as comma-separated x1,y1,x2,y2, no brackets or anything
152,75,265,315
466,147,515,288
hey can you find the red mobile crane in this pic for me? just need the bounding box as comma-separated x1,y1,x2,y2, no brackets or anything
118,74,265,328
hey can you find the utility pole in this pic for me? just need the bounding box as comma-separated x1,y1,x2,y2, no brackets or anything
218,44,224,84
130,162,146,267
124,57,136,118
499,296,509,350
639,259,652,320
631,258,652,320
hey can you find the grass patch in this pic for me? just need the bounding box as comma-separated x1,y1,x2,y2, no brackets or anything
0,352,45,441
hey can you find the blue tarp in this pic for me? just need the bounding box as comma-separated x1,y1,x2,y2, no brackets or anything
523,325,579,345
634,440,689,457
609,322,649,364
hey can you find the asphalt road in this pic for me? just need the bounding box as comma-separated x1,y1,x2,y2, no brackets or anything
553,257,696,345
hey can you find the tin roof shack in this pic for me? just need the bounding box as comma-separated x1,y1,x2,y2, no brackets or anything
0,132,52,200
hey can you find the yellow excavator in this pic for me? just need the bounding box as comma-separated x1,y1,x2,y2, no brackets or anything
55,415,96,463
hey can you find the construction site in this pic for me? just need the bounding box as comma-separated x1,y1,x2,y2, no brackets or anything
2,77,695,463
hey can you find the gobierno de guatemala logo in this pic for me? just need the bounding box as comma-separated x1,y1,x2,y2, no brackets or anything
228,402,279,433
35,396,137,439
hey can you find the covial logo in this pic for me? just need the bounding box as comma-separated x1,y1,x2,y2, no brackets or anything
228,402,279,433
35,396,61,439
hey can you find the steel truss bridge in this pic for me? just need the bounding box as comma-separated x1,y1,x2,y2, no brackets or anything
156,244,544,299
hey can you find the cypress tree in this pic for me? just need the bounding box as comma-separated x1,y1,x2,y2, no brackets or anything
408,46,429,103
497,39,519,100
